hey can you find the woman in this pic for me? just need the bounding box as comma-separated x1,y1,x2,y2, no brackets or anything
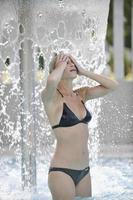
41,51,119,200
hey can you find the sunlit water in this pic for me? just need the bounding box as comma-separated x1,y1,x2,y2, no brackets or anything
1,1,132,200
0,156,133,200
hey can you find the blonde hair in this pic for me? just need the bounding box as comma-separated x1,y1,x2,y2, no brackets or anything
49,52,57,73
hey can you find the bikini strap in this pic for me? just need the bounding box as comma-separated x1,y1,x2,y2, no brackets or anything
79,95,85,105
57,88,64,97
75,90,85,104
81,99,85,105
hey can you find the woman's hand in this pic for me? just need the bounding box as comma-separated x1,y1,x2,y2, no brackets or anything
55,51,69,70
68,54,85,76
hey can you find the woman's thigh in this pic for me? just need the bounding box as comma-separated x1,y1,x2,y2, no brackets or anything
48,171,76,200
75,173,92,198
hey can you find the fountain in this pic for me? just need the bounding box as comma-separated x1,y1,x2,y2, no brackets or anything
0,0,133,200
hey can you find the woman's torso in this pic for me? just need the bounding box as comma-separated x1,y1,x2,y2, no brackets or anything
43,89,91,169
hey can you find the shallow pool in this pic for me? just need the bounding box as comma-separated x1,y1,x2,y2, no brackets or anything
0,156,133,200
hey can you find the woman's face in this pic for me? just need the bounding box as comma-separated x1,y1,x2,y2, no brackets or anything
50,54,78,79
62,56,78,80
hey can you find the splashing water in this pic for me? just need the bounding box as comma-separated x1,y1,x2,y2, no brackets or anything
1,1,132,200
0,156,133,200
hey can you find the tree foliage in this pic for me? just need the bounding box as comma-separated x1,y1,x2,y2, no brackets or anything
107,0,131,49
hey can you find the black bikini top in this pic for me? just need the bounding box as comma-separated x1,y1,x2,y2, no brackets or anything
51,89,92,129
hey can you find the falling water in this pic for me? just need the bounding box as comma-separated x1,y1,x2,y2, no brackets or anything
0,0,133,200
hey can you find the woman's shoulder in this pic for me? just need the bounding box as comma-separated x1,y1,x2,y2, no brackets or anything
41,88,61,109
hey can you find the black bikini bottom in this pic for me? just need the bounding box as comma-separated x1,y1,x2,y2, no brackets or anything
48,166,90,186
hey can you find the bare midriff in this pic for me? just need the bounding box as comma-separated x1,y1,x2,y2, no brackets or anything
50,123,90,170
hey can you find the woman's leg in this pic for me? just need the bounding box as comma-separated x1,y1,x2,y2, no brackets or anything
75,172,92,198
48,171,76,200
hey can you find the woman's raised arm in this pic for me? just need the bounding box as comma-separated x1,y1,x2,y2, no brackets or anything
41,52,68,103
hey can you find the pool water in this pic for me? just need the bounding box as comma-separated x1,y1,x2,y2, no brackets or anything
0,157,133,200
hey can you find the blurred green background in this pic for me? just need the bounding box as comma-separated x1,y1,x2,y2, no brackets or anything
106,0,132,80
